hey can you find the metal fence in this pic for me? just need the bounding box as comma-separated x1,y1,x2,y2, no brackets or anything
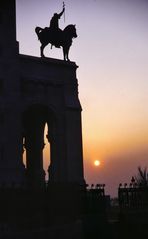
118,183,148,210
84,184,106,214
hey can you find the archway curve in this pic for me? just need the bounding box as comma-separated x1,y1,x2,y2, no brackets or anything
22,104,57,187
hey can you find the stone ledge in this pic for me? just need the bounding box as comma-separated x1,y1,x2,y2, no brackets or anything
19,54,78,69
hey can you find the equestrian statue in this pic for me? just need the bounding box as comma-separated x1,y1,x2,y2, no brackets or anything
35,3,77,61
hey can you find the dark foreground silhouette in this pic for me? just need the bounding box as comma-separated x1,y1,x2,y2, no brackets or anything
0,184,148,239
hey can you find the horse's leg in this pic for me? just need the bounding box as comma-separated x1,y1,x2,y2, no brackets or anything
66,46,70,61
40,43,48,57
40,44,44,57
63,47,66,61
63,46,70,61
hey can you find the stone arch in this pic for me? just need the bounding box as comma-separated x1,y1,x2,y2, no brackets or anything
22,104,57,188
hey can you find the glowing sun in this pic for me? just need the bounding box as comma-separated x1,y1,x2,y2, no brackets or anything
94,160,101,167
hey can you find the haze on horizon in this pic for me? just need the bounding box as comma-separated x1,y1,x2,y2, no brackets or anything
16,0,148,197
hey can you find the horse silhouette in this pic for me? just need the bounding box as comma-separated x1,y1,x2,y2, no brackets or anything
35,25,77,61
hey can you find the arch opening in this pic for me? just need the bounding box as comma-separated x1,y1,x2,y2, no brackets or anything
22,105,55,187
43,123,51,182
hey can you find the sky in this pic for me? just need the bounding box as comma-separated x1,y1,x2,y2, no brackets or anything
16,0,148,197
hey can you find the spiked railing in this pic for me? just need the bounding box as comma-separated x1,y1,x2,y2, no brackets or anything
118,179,148,210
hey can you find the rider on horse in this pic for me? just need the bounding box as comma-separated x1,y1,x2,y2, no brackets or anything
49,6,65,48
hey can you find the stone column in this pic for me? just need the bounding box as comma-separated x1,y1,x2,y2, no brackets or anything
24,125,45,188
47,113,68,184
0,0,26,186
47,127,58,183
65,108,85,185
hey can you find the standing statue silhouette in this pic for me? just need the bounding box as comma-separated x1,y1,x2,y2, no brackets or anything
49,6,65,48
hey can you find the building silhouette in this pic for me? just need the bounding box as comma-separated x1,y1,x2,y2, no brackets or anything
0,0,85,189
0,1,88,235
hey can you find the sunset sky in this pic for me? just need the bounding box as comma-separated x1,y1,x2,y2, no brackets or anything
16,0,148,196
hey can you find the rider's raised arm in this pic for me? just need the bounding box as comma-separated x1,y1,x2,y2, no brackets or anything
58,7,65,18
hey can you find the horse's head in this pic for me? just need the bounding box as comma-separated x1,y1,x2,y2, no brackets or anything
64,24,77,38
71,25,77,38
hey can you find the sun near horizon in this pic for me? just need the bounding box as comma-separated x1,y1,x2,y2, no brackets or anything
94,160,101,167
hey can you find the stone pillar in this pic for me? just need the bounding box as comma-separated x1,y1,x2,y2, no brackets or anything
0,0,26,185
24,124,45,188
47,113,68,184
65,108,85,185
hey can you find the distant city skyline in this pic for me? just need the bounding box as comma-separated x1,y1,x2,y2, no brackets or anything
16,0,148,196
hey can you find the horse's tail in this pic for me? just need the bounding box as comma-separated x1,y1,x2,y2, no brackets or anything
35,26,43,40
